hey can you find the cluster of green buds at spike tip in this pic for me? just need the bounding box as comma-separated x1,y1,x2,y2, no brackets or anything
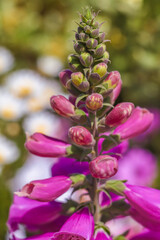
66,8,110,96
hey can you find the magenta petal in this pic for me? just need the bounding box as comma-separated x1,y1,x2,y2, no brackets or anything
7,195,62,233
52,207,94,240
16,176,72,202
25,133,70,158
52,157,89,177
12,232,53,240
130,230,160,240
124,184,160,231
113,107,153,140
94,229,113,240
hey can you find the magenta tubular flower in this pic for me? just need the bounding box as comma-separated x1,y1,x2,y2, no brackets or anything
59,69,72,87
130,230,160,240
52,157,89,177
52,207,94,240
25,132,71,158
105,102,134,127
50,95,75,118
123,184,160,232
113,107,154,140
89,155,118,179
68,126,95,148
94,228,113,240
15,176,72,202
7,195,62,233
12,232,53,240
114,148,157,186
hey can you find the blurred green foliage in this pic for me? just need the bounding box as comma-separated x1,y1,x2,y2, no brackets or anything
0,0,160,238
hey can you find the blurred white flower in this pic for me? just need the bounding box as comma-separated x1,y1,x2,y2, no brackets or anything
5,69,46,98
23,111,60,135
0,47,14,74
11,155,55,191
0,135,19,165
26,79,63,113
0,88,26,120
37,55,63,76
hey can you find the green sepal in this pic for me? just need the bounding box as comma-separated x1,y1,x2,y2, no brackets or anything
95,223,110,235
114,236,127,240
75,94,88,107
98,134,120,153
70,174,86,185
105,180,126,196
101,199,130,222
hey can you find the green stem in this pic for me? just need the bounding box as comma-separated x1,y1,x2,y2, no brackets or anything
91,111,101,222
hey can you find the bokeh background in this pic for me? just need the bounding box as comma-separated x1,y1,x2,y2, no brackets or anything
0,0,160,239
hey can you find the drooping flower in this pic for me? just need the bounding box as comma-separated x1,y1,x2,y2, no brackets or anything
113,107,153,140
25,132,71,158
52,207,94,240
123,184,160,232
94,228,113,240
105,102,134,127
15,176,72,202
89,155,118,179
7,195,62,233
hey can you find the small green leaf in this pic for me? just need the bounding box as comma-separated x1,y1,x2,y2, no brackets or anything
75,94,88,107
114,236,127,240
70,174,85,185
105,180,126,196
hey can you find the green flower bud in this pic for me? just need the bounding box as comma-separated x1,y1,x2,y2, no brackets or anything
92,21,99,28
98,32,105,43
94,44,106,58
88,73,101,85
93,63,108,78
68,54,83,72
79,33,89,41
71,72,84,87
80,52,93,67
86,38,98,49
66,80,82,97
90,29,99,38
74,42,85,54
84,26,91,34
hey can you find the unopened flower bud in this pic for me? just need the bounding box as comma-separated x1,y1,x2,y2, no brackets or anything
94,44,106,58
68,54,83,72
71,72,84,86
50,95,75,118
74,42,85,54
84,25,91,34
86,38,98,49
104,71,121,89
68,126,95,148
98,32,106,43
80,53,93,67
89,155,118,179
105,102,135,127
90,29,99,38
102,51,110,64
59,69,72,87
92,21,99,28
66,79,82,96
86,93,103,111
15,176,72,202
93,63,107,78
79,33,89,41
88,73,101,85
78,27,83,33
